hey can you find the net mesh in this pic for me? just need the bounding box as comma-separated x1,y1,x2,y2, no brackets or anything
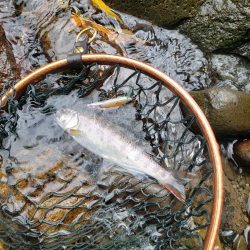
0,62,213,249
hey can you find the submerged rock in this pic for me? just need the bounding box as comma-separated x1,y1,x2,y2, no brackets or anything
182,88,250,138
0,26,20,85
0,0,69,76
234,140,250,168
180,0,250,52
44,6,210,91
106,0,204,26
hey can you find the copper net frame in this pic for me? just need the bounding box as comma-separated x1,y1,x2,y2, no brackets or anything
0,54,223,250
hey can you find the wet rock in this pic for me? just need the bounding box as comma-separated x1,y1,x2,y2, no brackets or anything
233,235,248,250
0,0,68,76
222,154,237,182
178,237,202,249
210,54,250,92
233,42,250,61
234,140,250,168
222,172,248,233
219,153,250,234
106,0,204,26
199,229,223,249
180,228,223,249
0,25,20,85
247,195,250,216
182,87,250,138
180,0,250,52
44,9,210,91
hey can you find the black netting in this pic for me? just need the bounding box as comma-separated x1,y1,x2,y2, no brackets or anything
0,62,213,249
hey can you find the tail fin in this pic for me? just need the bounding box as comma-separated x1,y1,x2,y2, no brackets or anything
163,183,186,203
159,172,186,202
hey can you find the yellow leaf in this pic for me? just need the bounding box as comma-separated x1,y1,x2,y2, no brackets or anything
71,13,118,39
70,12,144,56
71,14,83,28
91,0,124,24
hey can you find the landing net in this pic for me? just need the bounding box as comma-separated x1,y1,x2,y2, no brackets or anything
0,63,212,249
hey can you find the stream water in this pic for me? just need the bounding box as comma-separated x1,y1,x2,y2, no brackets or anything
0,0,210,90
0,0,226,249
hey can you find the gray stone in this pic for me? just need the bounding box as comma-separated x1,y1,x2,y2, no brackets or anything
210,54,250,92
233,42,250,61
180,0,250,52
106,0,204,26
181,87,250,138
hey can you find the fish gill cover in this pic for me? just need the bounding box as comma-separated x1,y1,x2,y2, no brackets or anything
0,62,212,249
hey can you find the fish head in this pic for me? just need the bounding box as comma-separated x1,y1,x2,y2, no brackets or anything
55,109,79,131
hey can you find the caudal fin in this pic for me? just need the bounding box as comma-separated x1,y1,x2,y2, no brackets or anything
163,183,186,202
158,172,186,202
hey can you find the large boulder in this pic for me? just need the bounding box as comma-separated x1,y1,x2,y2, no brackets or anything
106,0,204,26
180,0,250,52
181,88,250,138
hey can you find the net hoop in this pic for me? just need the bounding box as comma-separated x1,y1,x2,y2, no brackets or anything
0,54,223,250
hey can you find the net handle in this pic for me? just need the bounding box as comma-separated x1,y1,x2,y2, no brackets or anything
0,54,223,250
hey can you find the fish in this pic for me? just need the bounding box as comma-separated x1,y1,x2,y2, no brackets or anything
55,108,186,202
87,96,132,109
91,0,124,24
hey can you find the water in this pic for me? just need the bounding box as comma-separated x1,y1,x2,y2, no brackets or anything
0,1,212,249
0,0,210,90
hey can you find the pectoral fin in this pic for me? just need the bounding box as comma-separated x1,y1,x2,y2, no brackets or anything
69,129,82,136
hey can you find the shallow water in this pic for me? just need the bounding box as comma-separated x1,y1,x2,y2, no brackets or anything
0,0,212,249
0,69,208,249
0,0,210,90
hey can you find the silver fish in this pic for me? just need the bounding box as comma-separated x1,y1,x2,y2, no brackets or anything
55,108,185,202
87,96,132,109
